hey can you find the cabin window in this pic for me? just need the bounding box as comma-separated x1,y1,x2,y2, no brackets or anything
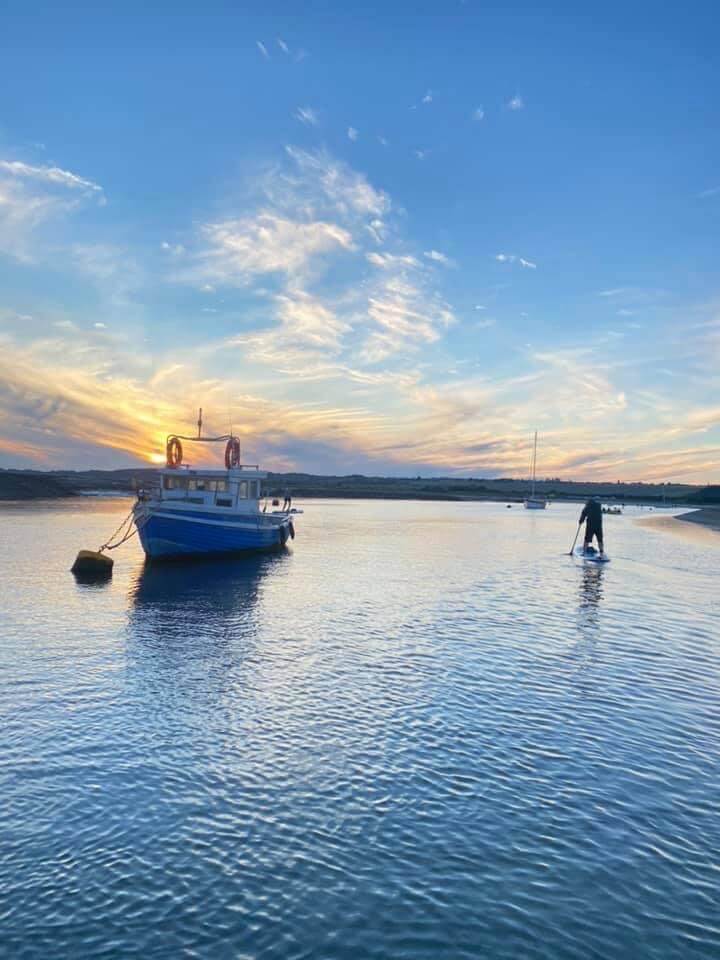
216,498,232,507
188,479,207,492
163,476,187,490
216,479,228,492
238,481,248,499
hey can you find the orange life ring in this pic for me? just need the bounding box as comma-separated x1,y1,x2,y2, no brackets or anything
166,436,183,467
225,438,241,469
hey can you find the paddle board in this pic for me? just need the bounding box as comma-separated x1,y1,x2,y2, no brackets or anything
575,546,610,564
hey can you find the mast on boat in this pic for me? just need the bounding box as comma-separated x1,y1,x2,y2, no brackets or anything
530,430,537,498
524,430,546,509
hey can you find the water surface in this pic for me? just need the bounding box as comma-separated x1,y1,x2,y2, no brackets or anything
1,499,719,959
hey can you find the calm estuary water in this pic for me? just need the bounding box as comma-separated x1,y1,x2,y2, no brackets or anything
1,498,719,959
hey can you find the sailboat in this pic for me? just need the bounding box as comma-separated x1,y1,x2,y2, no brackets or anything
524,431,547,510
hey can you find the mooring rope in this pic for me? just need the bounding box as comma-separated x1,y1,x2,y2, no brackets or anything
99,507,148,553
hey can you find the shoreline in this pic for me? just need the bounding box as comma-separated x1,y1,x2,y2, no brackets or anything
1,468,704,506
675,507,720,531
0,491,697,509
635,509,720,546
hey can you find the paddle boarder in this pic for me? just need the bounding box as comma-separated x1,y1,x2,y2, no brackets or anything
579,496,604,556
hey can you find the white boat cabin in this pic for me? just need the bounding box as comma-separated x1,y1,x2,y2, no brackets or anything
158,467,266,513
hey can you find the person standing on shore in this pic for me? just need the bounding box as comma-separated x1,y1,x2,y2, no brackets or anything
579,497,604,555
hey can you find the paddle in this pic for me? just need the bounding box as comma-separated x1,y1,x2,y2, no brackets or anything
568,521,582,556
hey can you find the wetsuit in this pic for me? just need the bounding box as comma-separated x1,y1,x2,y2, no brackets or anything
580,499,603,550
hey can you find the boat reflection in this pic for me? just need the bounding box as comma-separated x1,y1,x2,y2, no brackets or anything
128,552,287,646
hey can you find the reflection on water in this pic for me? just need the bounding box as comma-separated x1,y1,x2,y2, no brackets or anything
129,552,285,630
126,553,289,701
71,571,114,592
2,499,719,960
578,562,604,616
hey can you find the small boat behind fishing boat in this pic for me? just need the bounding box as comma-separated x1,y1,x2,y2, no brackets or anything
133,419,298,560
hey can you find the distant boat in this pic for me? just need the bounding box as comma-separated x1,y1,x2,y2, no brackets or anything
132,412,299,559
524,431,547,510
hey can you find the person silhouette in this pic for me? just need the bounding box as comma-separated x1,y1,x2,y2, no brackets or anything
579,496,604,556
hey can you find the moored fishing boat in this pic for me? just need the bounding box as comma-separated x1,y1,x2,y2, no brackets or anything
132,421,298,559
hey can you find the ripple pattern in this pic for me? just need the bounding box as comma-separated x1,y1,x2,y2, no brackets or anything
1,499,719,959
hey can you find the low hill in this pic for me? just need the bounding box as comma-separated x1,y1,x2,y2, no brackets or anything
687,485,720,504
0,467,703,505
0,471,76,500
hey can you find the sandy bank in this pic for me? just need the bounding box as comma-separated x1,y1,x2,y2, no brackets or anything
675,507,720,531
636,510,720,547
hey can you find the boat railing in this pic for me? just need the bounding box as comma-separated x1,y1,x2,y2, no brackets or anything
136,480,161,502
165,463,261,472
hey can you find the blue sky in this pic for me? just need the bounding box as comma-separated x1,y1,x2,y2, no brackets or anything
1,1,719,480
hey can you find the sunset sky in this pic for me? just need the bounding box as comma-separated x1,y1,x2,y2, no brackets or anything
1,1,718,481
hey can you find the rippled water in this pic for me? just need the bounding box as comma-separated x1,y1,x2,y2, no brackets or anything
1,498,719,959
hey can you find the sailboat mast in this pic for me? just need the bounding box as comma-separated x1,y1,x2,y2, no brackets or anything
531,431,537,498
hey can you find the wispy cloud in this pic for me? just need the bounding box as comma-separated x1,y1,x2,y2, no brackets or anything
697,185,720,199
422,90,433,104
160,240,185,256
424,249,453,266
0,156,106,261
294,106,319,126
7,139,716,481
256,40,269,59
367,252,420,269
362,275,455,363
597,287,666,305
1,296,718,481
473,107,485,121
496,253,536,268
283,146,390,219
365,219,387,244
347,127,359,142
194,213,353,285
507,95,524,110
176,146,394,303
277,38,289,54
276,289,349,351
0,160,103,196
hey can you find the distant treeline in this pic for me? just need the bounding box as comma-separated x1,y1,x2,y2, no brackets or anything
687,485,720,504
2,467,717,504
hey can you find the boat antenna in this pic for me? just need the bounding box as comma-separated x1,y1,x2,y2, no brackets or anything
197,407,203,439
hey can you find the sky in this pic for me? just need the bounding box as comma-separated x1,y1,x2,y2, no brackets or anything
0,0,719,482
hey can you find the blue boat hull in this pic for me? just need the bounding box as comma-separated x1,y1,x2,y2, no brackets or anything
135,510,291,559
